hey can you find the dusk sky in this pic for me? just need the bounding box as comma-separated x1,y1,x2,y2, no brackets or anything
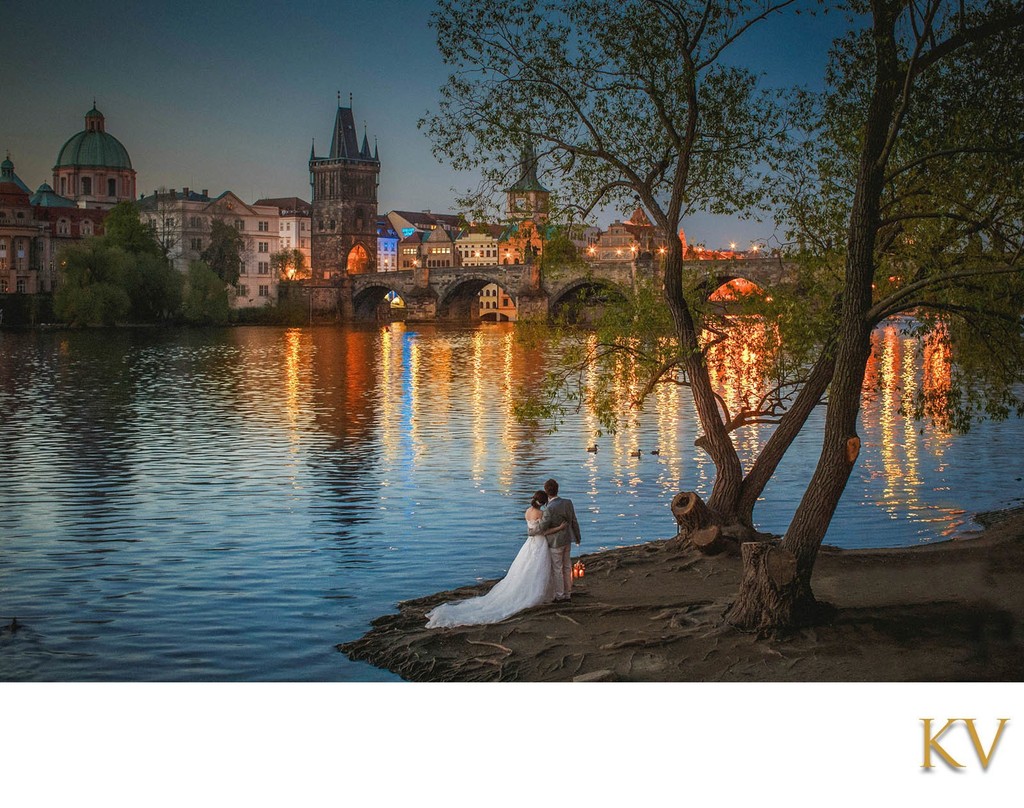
3,0,843,248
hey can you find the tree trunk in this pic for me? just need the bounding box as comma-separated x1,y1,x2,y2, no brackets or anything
662,242,744,521
724,542,802,631
728,1,902,630
736,348,836,526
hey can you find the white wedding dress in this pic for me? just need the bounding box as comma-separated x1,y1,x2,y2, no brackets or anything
425,519,555,628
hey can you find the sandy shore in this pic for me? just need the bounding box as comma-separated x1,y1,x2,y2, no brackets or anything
339,508,1024,681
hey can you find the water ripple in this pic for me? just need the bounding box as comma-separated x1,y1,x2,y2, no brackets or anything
1,324,1021,680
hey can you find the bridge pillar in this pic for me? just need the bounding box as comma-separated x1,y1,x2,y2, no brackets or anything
404,288,438,321
338,275,355,321
516,292,549,320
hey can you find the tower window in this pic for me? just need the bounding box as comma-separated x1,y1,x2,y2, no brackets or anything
81,177,92,195
108,178,117,197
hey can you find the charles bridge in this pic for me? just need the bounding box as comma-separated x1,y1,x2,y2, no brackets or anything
302,256,792,322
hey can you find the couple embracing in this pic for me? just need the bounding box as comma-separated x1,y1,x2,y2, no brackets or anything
425,479,582,629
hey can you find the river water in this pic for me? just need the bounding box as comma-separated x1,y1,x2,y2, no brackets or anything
0,322,1021,681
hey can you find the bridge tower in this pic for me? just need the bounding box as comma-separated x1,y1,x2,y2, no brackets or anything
504,144,550,267
309,96,380,282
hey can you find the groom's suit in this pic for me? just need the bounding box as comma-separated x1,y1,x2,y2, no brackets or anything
540,495,581,600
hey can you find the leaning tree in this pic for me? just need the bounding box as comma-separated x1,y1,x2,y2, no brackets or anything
424,0,811,529
728,0,1024,629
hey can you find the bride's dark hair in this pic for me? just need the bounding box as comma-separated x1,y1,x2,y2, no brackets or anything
530,490,548,509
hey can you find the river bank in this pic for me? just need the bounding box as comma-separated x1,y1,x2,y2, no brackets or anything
340,508,1024,681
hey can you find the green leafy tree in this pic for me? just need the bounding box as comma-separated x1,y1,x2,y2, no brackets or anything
201,219,244,286
727,0,1024,629
53,241,132,326
102,201,162,257
424,0,804,526
182,261,230,325
271,249,308,281
123,253,183,322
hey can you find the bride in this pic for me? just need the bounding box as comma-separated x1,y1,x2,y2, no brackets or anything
425,490,557,628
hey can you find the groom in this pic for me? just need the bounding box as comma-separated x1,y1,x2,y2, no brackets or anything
541,478,581,602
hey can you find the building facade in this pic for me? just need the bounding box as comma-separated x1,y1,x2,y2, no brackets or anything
376,217,399,272
309,102,380,280
137,188,281,307
456,224,503,266
255,197,312,279
1,156,104,295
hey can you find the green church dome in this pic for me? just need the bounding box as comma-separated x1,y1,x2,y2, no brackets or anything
54,106,133,170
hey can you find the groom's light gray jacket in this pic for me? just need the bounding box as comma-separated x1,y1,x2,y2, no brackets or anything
534,496,582,549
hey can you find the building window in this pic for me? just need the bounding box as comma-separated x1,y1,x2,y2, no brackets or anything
0,279,7,292
329,219,336,230
16,278,27,293
258,261,269,274
286,222,291,231
190,237,203,251
58,219,70,236
258,284,269,297
82,220,93,236
189,216,201,228
300,221,306,231
235,220,244,230
108,178,117,197
258,242,269,253
81,177,92,195
60,177,67,195
258,221,269,232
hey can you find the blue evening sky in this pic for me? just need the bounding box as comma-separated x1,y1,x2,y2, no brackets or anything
1,1,844,249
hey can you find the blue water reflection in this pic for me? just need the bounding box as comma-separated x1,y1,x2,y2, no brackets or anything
0,322,1020,680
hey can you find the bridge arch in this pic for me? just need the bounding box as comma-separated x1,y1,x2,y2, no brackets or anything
352,282,407,321
548,277,628,323
437,275,519,322
700,273,769,303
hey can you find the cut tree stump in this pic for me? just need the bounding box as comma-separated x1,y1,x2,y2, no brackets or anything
671,491,713,536
691,525,725,555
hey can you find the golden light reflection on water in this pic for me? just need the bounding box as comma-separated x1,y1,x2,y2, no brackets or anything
859,321,961,537
499,331,517,490
285,315,965,546
281,329,314,491
471,330,487,483
377,325,397,474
